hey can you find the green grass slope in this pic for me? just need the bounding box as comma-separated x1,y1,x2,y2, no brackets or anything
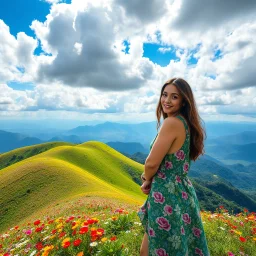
0,141,145,233
0,141,74,170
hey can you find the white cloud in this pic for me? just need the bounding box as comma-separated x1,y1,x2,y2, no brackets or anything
0,0,255,122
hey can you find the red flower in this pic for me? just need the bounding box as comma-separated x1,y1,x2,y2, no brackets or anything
239,237,246,242
34,220,41,225
219,205,224,209
35,226,43,232
110,236,117,241
79,226,88,234
72,230,77,236
73,239,82,246
59,231,66,238
243,208,248,212
51,229,57,234
63,241,71,248
35,242,44,250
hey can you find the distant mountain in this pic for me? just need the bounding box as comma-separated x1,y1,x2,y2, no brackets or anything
48,135,82,144
106,142,148,155
0,130,42,153
66,121,157,146
206,143,256,163
206,131,256,145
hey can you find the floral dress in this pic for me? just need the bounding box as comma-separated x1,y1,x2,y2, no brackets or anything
137,115,210,256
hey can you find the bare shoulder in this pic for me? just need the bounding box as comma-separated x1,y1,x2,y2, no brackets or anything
160,116,181,134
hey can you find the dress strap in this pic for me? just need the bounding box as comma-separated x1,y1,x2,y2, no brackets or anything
176,115,190,135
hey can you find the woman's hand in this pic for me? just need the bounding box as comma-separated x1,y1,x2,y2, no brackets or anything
141,180,152,195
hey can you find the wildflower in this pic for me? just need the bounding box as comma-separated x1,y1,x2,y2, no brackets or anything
35,242,44,250
74,239,82,246
79,226,89,234
101,237,108,242
77,252,84,256
239,237,246,242
228,252,235,256
25,229,32,235
34,220,41,225
90,242,98,247
110,236,117,241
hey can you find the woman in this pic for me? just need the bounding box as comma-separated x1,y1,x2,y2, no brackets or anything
137,78,210,256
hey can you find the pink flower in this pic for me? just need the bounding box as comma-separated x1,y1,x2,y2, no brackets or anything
187,179,192,186
153,192,165,204
227,252,235,256
192,227,202,238
165,161,173,169
140,205,146,213
175,150,185,161
149,227,156,237
195,247,204,256
182,191,188,200
183,162,189,173
164,205,173,215
155,248,169,256
157,171,166,179
181,226,185,235
182,213,191,225
176,175,182,183
156,217,171,231
147,201,150,209
25,229,32,235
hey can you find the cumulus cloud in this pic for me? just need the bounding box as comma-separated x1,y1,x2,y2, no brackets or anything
0,0,256,121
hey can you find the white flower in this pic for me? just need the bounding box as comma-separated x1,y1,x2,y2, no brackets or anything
29,251,37,256
90,242,98,247
164,182,175,193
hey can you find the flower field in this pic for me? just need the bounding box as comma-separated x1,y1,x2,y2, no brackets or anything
0,198,255,256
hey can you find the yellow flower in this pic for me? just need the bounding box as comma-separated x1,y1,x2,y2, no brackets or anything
72,224,79,229
62,237,71,246
101,237,108,242
234,230,242,235
57,223,63,229
253,237,256,241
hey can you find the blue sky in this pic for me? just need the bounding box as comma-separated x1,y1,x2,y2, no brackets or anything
0,0,255,123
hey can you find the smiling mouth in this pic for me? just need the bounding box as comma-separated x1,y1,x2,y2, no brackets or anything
163,105,172,109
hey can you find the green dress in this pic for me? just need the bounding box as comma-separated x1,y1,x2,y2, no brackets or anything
137,115,210,256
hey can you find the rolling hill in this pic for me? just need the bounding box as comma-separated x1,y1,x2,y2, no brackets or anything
0,141,145,233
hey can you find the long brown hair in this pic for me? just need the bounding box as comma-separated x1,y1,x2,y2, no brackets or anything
156,78,206,161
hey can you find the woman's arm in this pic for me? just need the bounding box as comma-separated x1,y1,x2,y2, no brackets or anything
144,117,179,181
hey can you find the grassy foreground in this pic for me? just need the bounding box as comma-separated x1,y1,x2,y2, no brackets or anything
0,197,255,256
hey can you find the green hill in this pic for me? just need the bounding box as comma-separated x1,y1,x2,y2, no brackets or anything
0,141,74,170
0,141,145,233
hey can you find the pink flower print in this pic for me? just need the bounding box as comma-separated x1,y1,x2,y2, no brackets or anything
195,247,204,256
155,248,169,256
164,205,173,215
148,227,156,237
165,161,173,169
192,227,202,238
175,150,185,161
182,191,188,200
187,179,192,186
153,192,165,204
176,175,182,183
183,162,189,173
182,213,191,225
147,201,150,209
156,217,171,231
181,226,185,235
140,205,146,213
157,171,166,179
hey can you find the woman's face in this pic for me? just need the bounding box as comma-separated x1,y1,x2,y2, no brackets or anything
161,84,183,117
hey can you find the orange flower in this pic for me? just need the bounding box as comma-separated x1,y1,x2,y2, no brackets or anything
77,252,84,256
243,208,248,212
110,236,117,241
